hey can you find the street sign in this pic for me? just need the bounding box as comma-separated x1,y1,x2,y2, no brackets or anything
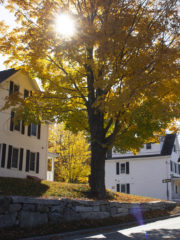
162,179,171,183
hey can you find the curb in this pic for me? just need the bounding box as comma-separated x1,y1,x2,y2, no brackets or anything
20,213,180,240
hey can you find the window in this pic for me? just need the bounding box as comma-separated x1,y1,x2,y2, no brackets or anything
31,124,37,136
14,120,21,131
116,183,130,194
30,152,36,171
121,163,126,173
24,89,32,99
121,184,126,193
28,124,41,139
24,89,29,99
11,148,19,168
10,111,25,134
106,149,112,159
146,143,151,149
9,81,19,96
26,150,39,173
116,184,120,192
116,162,130,174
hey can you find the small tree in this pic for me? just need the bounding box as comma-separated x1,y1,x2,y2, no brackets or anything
49,124,90,183
0,0,179,198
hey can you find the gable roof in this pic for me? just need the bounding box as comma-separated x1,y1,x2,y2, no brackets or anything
106,133,176,160
0,69,19,83
161,134,176,156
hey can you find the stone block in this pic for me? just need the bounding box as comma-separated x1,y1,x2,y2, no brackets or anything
0,197,11,214
110,207,117,216
20,211,48,228
9,204,22,213
23,204,36,211
92,206,100,212
80,211,110,220
49,212,63,223
110,202,121,208
37,205,49,213
63,208,79,221
113,212,129,217
100,204,109,212
117,208,128,214
0,213,17,229
12,196,61,205
51,205,64,214
75,206,93,212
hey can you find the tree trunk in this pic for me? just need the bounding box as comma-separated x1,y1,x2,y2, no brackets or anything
89,140,107,199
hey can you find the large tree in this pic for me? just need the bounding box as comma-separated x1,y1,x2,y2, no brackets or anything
0,0,179,198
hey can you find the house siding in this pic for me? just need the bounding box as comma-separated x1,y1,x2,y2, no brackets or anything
0,71,48,179
105,136,180,200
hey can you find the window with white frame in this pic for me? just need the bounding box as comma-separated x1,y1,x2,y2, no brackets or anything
26,150,39,173
11,148,19,168
121,163,126,173
116,183,130,194
30,152,36,171
146,143,151,149
116,162,129,174
10,111,25,134
28,124,41,139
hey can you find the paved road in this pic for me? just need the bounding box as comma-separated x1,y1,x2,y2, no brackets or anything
23,216,180,240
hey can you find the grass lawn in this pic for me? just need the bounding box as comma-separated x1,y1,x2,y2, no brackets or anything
0,176,160,202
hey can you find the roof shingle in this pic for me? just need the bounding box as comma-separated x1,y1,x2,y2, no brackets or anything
0,69,19,83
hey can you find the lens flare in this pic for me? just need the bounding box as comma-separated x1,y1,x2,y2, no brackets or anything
130,206,148,239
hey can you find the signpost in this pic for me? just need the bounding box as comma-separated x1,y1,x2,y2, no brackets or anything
162,179,171,183
162,179,171,200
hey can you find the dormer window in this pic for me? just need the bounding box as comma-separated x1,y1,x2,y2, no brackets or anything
146,143,151,149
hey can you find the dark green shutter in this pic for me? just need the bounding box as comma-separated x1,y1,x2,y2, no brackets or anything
26,150,30,172
127,184,130,194
28,125,31,136
37,124,41,139
9,81,14,96
1,144,6,168
126,162,129,174
7,145,12,169
19,148,24,171
116,162,119,175
36,152,39,173
21,121,25,134
10,111,14,131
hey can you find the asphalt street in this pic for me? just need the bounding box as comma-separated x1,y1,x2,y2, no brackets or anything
22,216,180,240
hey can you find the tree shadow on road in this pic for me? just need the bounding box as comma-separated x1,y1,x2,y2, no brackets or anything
85,228,180,240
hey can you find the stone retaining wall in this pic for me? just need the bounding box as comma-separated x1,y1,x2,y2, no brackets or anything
0,196,176,229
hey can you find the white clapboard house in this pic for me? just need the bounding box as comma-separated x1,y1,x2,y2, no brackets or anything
105,134,180,200
0,68,49,180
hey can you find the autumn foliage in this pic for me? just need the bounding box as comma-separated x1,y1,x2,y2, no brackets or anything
48,124,90,183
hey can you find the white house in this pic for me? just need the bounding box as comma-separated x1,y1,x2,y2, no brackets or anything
0,69,49,180
105,134,180,200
